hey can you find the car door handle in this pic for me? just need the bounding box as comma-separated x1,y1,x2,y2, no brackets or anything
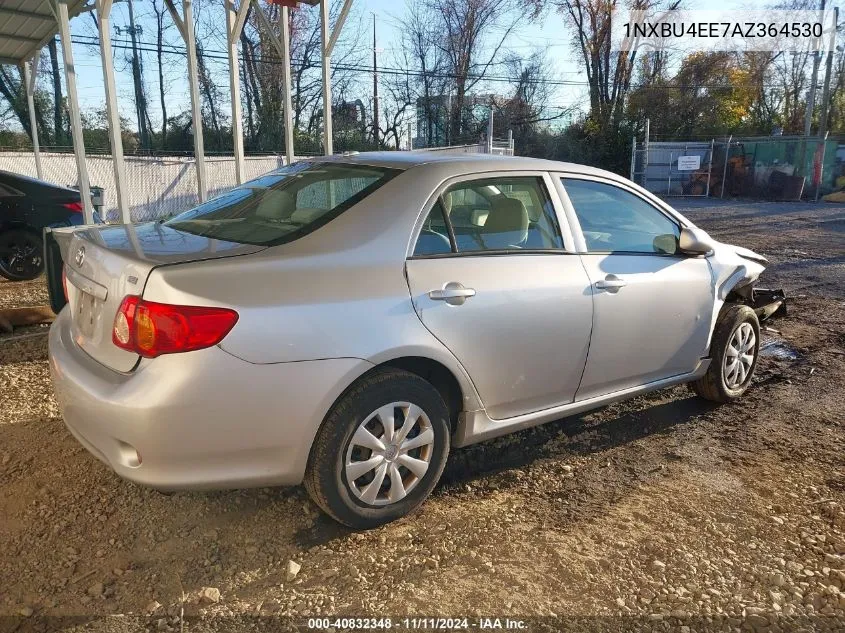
429,282,476,305
595,275,627,291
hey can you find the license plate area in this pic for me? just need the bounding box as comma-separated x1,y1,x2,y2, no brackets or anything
76,290,98,339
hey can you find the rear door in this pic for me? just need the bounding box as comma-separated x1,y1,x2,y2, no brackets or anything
405,172,593,421
555,176,714,400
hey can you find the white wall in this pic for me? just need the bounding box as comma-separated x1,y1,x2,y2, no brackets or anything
0,152,290,222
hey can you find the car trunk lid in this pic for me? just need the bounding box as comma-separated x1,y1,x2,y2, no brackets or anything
52,222,265,372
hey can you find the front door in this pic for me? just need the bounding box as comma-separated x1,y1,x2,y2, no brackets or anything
559,177,714,400
405,175,593,420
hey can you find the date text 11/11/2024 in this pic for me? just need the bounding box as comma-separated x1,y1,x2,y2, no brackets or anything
307,617,529,630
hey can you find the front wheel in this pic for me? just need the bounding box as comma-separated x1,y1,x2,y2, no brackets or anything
304,368,450,529
692,304,760,403
0,229,44,281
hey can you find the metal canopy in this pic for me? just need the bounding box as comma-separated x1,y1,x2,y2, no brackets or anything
0,0,90,65
2,0,350,226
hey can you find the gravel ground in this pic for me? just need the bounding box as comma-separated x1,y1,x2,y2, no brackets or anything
0,199,843,632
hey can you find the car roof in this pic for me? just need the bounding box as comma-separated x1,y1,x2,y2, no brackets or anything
317,151,621,180
0,169,78,194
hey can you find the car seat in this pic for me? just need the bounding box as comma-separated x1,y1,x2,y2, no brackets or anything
480,195,529,249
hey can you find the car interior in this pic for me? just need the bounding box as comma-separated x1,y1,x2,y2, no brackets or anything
166,164,392,246
415,178,563,255
562,179,681,254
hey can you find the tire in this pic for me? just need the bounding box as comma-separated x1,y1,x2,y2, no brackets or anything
692,303,760,403
304,368,450,529
0,229,44,281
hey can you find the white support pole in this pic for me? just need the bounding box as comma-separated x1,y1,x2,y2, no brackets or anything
96,0,130,223
326,0,352,56
22,59,43,180
818,6,838,140
486,108,493,153
281,6,294,165
251,1,294,164
56,0,94,224
320,0,332,155
720,134,732,199
226,0,247,184
805,0,827,137
183,0,207,202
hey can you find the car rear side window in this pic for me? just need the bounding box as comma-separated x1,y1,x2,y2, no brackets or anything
165,162,400,246
412,176,563,256
413,200,453,256
562,178,681,255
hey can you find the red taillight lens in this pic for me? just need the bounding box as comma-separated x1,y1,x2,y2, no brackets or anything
112,296,238,358
62,201,83,213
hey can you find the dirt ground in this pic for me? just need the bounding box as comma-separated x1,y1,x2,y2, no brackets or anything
0,199,843,633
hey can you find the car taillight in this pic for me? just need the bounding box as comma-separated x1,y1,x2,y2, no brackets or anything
62,201,83,213
112,296,238,358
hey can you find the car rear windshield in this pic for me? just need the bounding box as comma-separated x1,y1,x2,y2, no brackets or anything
165,162,400,246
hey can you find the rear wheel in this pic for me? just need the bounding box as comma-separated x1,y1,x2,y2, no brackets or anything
692,304,760,403
304,368,450,529
0,229,44,281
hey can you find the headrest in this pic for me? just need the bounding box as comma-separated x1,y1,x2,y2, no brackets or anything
255,189,295,220
484,195,528,237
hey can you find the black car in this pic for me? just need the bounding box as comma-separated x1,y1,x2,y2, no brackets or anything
0,170,101,281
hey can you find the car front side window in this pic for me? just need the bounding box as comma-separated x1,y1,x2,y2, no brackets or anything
562,178,681,255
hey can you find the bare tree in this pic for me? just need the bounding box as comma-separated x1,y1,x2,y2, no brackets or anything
378,51,417,148
553,0,679,132
770,48,813,133
150,0,171,146
243,1,364,151
398,3,451,147
0,67,50,143
47,38,65,145
427,0,518,142
825,47,845,133
495,50,566,135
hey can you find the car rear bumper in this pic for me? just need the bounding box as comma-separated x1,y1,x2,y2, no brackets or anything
48,308,372,490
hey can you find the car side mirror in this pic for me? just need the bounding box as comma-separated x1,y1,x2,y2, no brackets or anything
679,227,715,256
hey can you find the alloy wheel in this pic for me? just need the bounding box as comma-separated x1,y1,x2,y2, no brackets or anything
344,402,435,506
0,233,42,279
723,322,756,389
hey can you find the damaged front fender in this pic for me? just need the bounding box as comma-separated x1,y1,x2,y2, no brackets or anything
703,239,785,350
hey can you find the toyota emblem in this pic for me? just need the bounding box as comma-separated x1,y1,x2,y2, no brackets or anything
74,246,85,267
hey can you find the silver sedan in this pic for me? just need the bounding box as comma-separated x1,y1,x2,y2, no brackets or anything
47,153,779,528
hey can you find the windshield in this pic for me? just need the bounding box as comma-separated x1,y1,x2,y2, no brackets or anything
165,162,400,246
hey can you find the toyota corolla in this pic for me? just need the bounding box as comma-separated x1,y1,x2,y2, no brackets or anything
46,153,784,529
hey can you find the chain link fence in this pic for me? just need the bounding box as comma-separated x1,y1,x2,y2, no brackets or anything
631,136,843,200
631,141,714,197
410,141,514,156
0,151,289,223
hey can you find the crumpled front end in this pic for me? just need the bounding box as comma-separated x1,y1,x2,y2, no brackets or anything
707,241,786,340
